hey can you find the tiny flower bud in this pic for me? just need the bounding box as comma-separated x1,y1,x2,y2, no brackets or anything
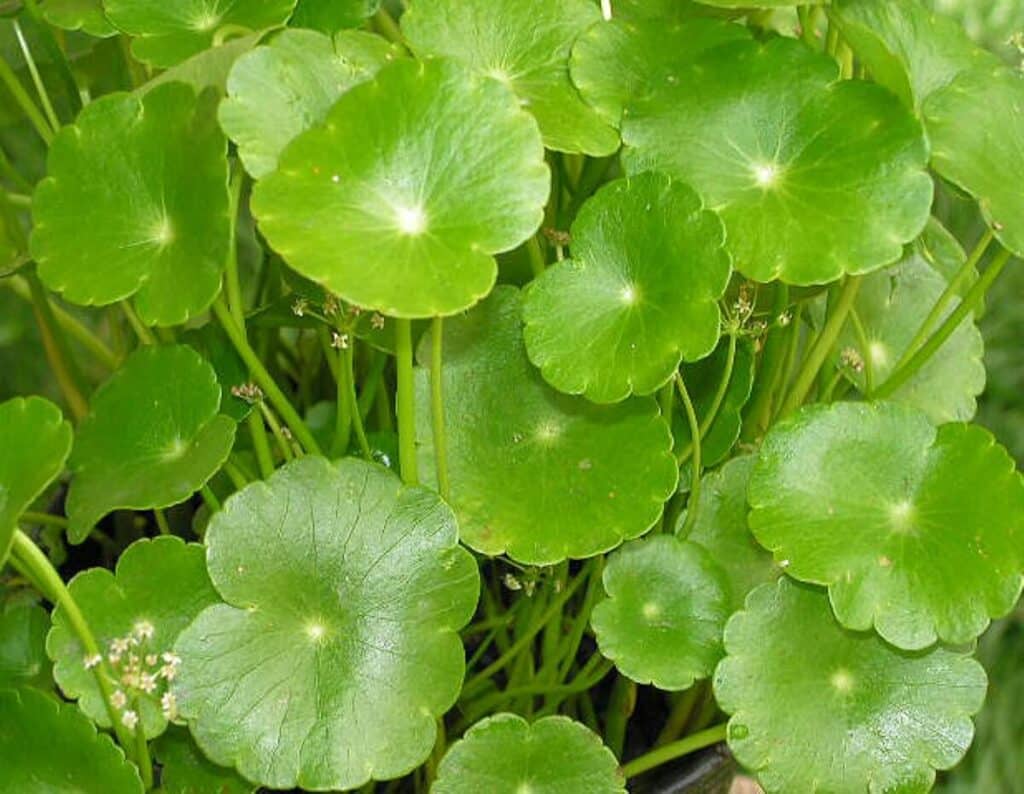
121,710,139,730
291,298,308,317
110,690,127,709
370,313,386,330
331,331,350,350
83,654,102,670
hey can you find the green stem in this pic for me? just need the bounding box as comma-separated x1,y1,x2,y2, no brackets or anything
12,20,60,133
21,511,67,528
27,271,88,421
395,318,418,485
330,344,352,458
462,569,589,698
656,684,704,746
20,0,82,117
777,275,862,418
121,301,155,345
153,509,171,536
0,54,52,144
7,276,117,369
605,675,635,759
678,331,737,468
133,697,154,789
875,248,1013,399
621,724,728,779
429,317,450,499
9,530,136,755
373,8,406,48
212,296,323,456
674,373,702,536
200,484,221,513
247,411,274,479
890,228,993,375
345,343,372,459
742,285,789,441
259,402,296,462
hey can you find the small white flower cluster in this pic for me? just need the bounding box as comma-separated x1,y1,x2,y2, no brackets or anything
82,620,182,730
231,382,264,404
840,346,866,373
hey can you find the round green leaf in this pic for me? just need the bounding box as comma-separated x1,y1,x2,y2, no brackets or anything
434,713,626,794
0,686,144,793
174,456,479,791
66,345,236,543
31,82,229,326
289,0,381,32
834,237,985,423
42,0,115,37
591,535,729,690
0,397,72,563
402,0,618,155
0,602,51,690
47,536,219,738
749,401,1024,650
104,0,297,67
925,66,1024,258
253,57,549,318
219,28,397,179
153,727,256,794
523,172,730,402
673,335,755,471
829,0,998,110
414,287,678,565
569,15,749,127
714,579,988,794
623,37,933,285
678,455,779,614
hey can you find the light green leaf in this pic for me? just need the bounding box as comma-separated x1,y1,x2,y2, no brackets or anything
0,686,144,793
141,34,262,96
678,455,779,613
414,287,678,565
47,536,219,738
434,713,626,794
0,602,51,690
623,37,933,285
402,0,618,155
174,456,479,791
104,0,297,67
695,0,823,5
591,535,729,690
253,58,549,318
673,336,755,470
749,401,1024,650
66,345,236,542
289,0,381,32
153,727,256,794
570,15,750,126
31,82,229,326
829,0,999,110
0,397,72,564
219,28,397,178
925,65,1024,258
835,237,985,423
714,579,988,794
523,172,730,403
41,0,115,37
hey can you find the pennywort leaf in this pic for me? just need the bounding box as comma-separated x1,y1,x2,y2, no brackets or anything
31,82,230,326
748,401,1024,650
174,457,479,790
253,57,549,318
65,345,236,542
